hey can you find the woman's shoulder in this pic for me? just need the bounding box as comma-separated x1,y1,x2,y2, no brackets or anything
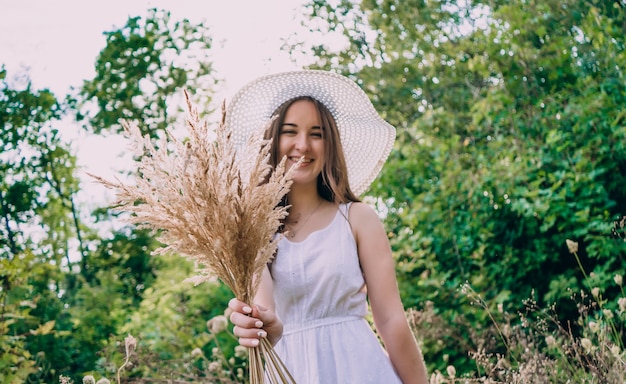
347,201,382,226
346,201,388,251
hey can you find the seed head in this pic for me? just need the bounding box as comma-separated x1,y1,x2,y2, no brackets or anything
125,334,137,358
207,315,228,334
208,361,221,372
565,239,578,254
581,338,593,353
545,335,557,348
618,297,626,312
614,274,623,286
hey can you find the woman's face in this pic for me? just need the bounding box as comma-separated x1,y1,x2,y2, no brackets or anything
278,99,326,187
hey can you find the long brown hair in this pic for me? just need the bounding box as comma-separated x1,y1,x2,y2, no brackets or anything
265,96,360,204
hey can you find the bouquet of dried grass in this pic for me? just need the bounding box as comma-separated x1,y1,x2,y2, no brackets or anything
91,91,296,384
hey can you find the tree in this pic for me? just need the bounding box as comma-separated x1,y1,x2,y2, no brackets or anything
3,7,225,381
75,8,218,138
302,0,626,373
58,8,224,380
0,67,82,381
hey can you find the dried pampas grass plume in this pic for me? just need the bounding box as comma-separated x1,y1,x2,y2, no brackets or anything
90,90,296,383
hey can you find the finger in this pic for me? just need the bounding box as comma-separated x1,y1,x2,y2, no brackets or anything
233,326,268,348
230,311,264,329
238,337,261,348
233,325,268,339
228,298,253,315
252,304,276,325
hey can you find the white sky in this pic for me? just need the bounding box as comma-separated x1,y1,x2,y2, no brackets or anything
0,0,321,211
0,0,312,95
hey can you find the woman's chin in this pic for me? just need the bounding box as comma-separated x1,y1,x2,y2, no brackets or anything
290,173,318,187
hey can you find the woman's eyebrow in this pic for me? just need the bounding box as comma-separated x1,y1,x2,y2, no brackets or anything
280,123,323,130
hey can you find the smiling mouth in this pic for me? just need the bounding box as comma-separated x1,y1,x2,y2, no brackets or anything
289,157,312,166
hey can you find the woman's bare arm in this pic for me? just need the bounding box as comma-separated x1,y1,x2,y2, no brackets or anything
351,202,428,384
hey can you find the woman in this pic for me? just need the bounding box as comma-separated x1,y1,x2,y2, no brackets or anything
226,70,428,384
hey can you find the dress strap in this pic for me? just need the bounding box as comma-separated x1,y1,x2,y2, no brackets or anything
342,201,352,217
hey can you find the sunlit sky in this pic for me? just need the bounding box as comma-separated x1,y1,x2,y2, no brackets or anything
1,0,312,95
0,0,322,209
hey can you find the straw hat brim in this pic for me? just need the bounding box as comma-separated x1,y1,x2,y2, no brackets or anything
225,70,396,196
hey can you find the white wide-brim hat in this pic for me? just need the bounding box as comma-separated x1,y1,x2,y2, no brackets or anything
225,70,396,196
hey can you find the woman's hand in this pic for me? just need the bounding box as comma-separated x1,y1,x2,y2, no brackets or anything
228,298,283,347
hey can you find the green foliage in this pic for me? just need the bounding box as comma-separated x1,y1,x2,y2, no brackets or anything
4,0,625,381
0,67,70,259
0,252,40,383
303,0,626,374
455,281,626,382
2,7,227,382
92,254,239,382
75,8,218,138
0,67,83,382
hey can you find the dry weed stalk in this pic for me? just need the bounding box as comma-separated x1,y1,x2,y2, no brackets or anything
91,91,296,383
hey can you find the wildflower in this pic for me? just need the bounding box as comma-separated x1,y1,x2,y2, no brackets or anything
207,315,228,334
545,335,557,348
581,338,593,353
237,368,244,380
125,334,137,358
588,321,599,333
619,297,626,312
591,287,600,298
59,376,73,384
191,348,203,357
615,274,623,286
212,347,220,357
603,309,613,319
96,380,111,384
235,345,248,358
565,239,578,254
446,365,456,378
502,323,511,338
610,344,621,357
497,303,503,313
83,376,96,384
208,361,221,372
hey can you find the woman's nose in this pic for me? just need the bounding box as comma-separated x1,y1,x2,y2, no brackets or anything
294,133,309,152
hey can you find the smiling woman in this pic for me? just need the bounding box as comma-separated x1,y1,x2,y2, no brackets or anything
226,70,429,384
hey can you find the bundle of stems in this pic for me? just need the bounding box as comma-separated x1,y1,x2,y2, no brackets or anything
91,91,296,383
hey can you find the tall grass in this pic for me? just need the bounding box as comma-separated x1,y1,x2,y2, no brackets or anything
90,91,296,383
412,239,625,383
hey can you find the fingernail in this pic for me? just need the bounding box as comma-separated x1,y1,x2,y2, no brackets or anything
243,306,252,314
258,330,267,338
251,339,259,347
255,320,263,328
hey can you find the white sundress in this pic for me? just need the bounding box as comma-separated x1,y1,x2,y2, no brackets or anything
269,203,402,384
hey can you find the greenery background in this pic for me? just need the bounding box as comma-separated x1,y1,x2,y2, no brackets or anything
1,0,624,382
